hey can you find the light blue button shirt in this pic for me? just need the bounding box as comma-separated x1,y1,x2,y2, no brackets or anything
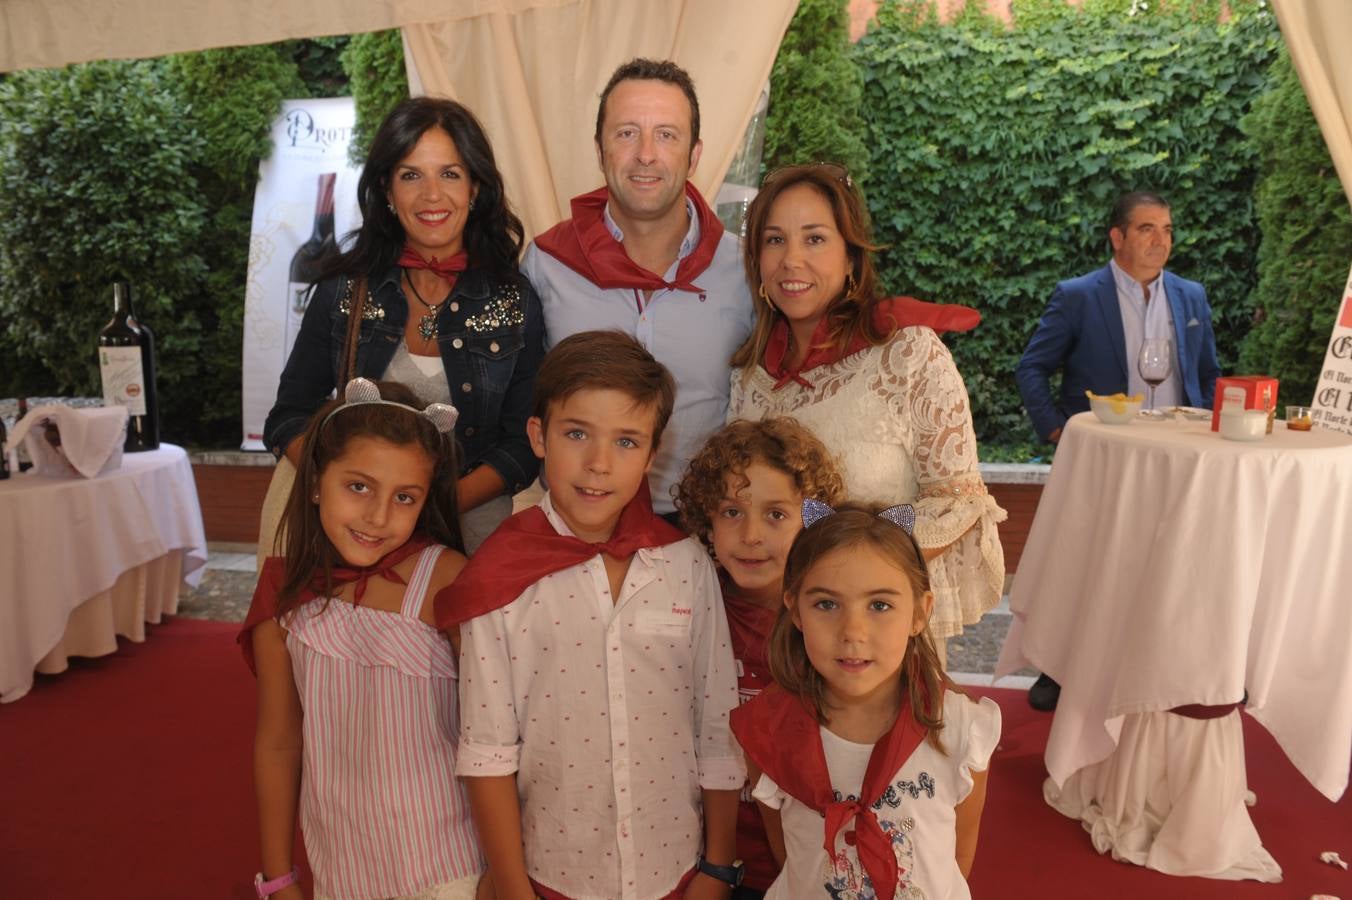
524,196,755,513
1111,259,1181,408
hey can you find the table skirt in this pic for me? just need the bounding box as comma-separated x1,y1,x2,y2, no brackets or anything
31,551,185,678
1044,710,1282,882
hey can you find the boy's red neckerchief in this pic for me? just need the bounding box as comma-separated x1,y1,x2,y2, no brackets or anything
237,534,435,673
731,683,939,900
435,481,684,631
763,296,981,390
534,184,724,296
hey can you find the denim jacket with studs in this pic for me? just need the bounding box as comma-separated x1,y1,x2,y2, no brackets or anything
264,264,544,493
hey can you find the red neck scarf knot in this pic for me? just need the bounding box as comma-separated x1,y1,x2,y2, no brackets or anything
398,246,469,283
762,297,982,390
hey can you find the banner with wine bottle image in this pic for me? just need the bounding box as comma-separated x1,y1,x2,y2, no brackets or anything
240,97,362,451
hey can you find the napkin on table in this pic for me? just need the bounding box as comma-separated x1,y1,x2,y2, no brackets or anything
9,405,129,478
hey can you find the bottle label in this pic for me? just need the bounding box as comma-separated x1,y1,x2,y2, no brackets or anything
99,347,148,415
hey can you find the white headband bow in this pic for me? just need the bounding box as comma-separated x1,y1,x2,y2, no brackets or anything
320,377,459,434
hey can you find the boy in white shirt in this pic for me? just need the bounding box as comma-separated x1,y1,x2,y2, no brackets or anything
440,330,744,900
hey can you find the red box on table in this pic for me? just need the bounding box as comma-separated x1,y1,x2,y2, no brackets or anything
1211,375,1279,432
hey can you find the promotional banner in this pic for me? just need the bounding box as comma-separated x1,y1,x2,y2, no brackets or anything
241,97,363,451
1310,262,1352,436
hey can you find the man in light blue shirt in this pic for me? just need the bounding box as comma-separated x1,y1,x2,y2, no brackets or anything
1016,191,1220,446
524,58,754,518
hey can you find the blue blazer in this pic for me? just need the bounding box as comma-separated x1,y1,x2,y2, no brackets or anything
1015,265,1221,442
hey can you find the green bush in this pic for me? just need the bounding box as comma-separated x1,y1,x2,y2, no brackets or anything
1239,49,1352,405
0,45,333,446
856,0,1279,446
0,62,208,426
763,0,870,181
164,45,307,443
342,30,409,164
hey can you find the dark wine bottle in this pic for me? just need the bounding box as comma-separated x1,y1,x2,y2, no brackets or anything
98,281,160,452
284,172,338,363
0,412,10,480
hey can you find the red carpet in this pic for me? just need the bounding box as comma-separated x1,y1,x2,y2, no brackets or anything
2,620,1349,899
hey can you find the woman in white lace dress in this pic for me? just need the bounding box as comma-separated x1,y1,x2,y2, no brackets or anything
728,164,1006,662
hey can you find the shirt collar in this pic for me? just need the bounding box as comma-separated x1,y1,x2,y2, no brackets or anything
538,491,577,538
538,491,662,563
602,196,701,263
1109,258,1164,304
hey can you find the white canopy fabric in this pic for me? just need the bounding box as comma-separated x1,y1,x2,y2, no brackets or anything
0,0,565,72
1271,0,1352,207
403,0,796,237
0,0,795,240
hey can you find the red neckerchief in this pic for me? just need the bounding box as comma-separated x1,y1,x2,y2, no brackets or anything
237,534,435,673
533,183,724,296
731,684,938,900
721,573,777,686
435,481,684,631
398,246,469,284
764,297,982,389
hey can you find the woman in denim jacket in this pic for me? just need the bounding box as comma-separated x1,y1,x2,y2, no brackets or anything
264,97,544,552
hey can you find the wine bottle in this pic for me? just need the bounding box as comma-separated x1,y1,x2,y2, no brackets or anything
13,398,31,471
0,413,10,480
98,281,160,452
284,172,338,364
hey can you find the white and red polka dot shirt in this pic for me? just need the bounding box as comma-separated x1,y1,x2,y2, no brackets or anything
456,493,744,899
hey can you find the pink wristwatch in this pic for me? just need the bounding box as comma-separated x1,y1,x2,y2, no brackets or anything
254,866,299,898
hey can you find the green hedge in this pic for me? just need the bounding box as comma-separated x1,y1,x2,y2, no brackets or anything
0,44,350,446
0,62,209,420
763,0,870,181
342,30,409,165
1238,49,1352,405
856,0,1279,445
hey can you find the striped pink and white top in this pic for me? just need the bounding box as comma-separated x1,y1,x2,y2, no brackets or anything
285,546,482,900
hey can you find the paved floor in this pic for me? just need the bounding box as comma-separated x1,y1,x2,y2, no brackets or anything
184,543,1035,686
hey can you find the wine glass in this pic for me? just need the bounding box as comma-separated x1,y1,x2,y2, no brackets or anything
1137,338,1173,416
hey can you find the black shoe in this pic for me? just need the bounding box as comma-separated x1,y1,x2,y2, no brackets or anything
1028,673,1061,711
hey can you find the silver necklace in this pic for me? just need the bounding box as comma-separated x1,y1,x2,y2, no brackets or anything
404,270,447,342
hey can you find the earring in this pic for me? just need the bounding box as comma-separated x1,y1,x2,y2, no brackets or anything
757,283,778,312
468,198,476,211
311,492,320,504
387,202,395,213
845,271,858,298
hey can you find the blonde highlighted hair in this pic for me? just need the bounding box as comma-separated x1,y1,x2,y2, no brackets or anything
731,163,895,372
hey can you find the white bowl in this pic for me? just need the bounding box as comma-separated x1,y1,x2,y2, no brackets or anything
1088,393,1144,425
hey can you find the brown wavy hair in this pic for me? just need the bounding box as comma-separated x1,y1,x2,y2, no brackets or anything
769,503,954,750
731,164,894,372
275,381,463,619
674,417,846,555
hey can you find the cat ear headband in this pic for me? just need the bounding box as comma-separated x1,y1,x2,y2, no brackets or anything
320,377,459,434
801,498,916,535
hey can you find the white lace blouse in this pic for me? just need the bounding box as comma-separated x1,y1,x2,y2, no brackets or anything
729,326,1006,638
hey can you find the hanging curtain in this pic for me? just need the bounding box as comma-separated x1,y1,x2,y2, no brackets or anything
402,0,797,239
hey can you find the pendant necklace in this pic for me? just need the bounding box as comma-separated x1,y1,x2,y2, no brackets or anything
404,270,447,342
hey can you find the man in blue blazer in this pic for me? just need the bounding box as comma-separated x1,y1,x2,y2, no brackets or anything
1016,192,1221,445
1015,192,1221,711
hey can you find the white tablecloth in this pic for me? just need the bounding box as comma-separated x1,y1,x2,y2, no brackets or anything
996,413,1352,802
0,444,207,702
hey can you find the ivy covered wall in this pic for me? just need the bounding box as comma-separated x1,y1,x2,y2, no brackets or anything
855,0,1280,447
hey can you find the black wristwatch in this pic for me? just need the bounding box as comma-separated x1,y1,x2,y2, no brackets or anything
696,854,745,887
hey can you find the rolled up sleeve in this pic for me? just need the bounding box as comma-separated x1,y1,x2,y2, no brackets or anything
455,606,523,777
